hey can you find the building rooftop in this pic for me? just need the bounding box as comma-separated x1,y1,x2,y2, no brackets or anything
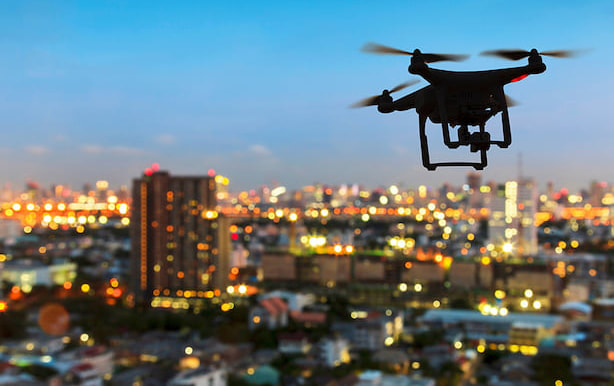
419,309,563,328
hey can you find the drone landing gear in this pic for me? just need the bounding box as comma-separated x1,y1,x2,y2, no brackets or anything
418,114,487,171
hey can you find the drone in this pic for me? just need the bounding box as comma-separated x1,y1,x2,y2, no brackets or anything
353,43,579,170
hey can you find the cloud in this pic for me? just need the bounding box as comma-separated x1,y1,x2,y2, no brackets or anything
155,134,176,145
81,145,103,154
25,145,49,155
79,145,145,156
249,144,272,157
110,146,145,156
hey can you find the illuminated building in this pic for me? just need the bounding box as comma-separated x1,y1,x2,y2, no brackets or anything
488,178,537,256
130,170,230,304
517,178,538,255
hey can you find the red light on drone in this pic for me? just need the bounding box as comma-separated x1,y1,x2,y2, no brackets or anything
511,74,529,83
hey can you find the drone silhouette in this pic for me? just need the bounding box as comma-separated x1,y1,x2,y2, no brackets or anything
353,43,580,170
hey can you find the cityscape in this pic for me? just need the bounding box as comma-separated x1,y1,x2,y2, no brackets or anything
0,168,612,385
2,2,614,385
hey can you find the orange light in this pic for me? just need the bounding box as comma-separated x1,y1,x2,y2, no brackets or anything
63,282,73,290
404,261,413,269
0,301,7,312
231,267,239,275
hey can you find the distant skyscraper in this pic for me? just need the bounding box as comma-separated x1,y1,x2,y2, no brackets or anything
488,179,537,256
517,178,538,255
467,172,482,192
130,170,230,304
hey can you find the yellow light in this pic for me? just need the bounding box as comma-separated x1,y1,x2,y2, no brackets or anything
81,284,90,293
524,289,533,298
494,290,506,299
12,203,21,211
44,203,53,211
185,346,193,355
477,345,485,353
414,283,422,292
533,300,542,310
23,226,32,234
226,286,235,294
345,245,354,254
502,243,513,253
520,299,529,308
333,245,343,254
555,381,563,386
80,333,89,342
253,316,261,324
121,217,130,226
411,361,420,369
238,285,247,295
433,300,441,308
481,256,491,265
384,337,394,346
99,216,108,224
399,283,408,292
26,203,35,211
289,213,298,222
499,307,509,316
118,203,128,215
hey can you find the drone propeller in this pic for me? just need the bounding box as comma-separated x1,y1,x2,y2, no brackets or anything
505,94,519,107
350,80,418,108
362,42,469,63
480,48,583,60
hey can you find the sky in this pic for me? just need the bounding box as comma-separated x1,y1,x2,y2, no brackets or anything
1,1,613,193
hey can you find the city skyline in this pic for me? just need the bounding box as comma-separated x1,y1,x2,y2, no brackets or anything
1,1,613,192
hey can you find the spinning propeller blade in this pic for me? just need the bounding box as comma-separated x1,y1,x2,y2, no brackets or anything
362,42,412,56
350,80,418,108
362,42,468,63
505,94,519,107
481,48,584,60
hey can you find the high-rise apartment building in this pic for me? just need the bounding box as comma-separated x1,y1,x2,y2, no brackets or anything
130,170,230,304
488,179,537,257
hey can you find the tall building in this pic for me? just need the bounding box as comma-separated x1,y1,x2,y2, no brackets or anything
130,170,230,304
516,178,538,255
488,179,537,257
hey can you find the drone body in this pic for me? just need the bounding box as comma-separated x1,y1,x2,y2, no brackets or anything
355,44,575,170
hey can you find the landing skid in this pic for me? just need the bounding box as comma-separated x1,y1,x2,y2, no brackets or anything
419,114,488,170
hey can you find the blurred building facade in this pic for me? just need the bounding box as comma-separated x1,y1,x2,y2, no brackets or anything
130,170,230,304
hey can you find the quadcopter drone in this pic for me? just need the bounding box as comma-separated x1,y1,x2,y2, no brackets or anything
353,43,578,170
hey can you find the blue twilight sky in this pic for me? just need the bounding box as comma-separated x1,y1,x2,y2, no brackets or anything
0,1,613,192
